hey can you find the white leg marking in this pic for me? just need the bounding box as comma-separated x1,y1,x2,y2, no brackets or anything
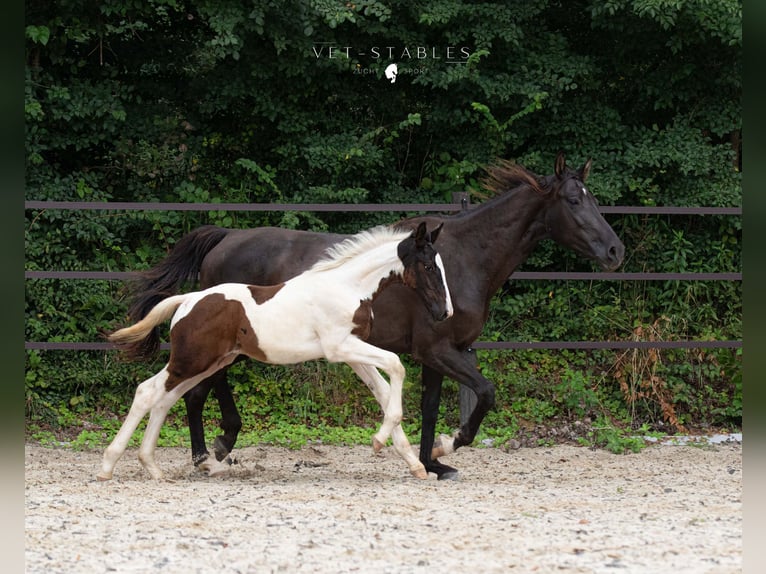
431,432,457,459
349,362,426,479
137,386,187,480
98,369,170,480
199,457,232,477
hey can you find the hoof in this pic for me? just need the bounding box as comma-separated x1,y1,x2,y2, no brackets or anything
437,470,460,481
372,437,385,453
96,473,112,482
410,467,428,480
213,437,231,462
192,453,209,467
200,458,231,477
428,460,459,481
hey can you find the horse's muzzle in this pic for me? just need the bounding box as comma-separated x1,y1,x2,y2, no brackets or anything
602,240,625,271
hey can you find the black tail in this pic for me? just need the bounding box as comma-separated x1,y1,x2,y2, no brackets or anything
124,225,230,360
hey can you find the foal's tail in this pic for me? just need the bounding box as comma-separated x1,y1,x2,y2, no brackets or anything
108,295,189,360
123,225,230,360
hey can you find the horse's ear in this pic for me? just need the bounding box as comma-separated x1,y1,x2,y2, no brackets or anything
579,158,592,182
554,151,566,179
413,221,428,247
429,222,444,244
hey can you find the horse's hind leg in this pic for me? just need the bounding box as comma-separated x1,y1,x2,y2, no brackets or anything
184,365,241,468
139,364,236,479
184,376,215,466
196,375,243,476
211,365,242,462
138,384,191,479
97,369,170,481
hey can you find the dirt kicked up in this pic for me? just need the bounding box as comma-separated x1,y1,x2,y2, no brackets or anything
25,440,741,573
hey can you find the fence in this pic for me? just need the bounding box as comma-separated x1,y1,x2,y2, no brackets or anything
24,197,742,352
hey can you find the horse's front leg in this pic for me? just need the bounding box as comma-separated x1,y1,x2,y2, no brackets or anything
419,347,495,480
327,338,423,479
361,354,404,449
419,365,457,480
347,363,426,479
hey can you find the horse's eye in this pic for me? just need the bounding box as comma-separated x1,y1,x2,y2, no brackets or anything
425,265,434,272
567,196,580,206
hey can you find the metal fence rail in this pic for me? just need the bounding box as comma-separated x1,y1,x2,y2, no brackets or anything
24,200,743,216
24,200,743,352
23,270,742,281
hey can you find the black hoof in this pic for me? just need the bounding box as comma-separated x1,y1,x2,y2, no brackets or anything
213,436,231,462
192,452,210,467
426,460,460,481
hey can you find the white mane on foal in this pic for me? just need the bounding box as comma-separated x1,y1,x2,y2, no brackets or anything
308,226,410,273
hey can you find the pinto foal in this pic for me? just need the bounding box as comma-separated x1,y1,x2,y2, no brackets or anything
98,222,451,481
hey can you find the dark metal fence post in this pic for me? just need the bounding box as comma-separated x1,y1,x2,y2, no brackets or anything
458,348,479,428
452,191,469,212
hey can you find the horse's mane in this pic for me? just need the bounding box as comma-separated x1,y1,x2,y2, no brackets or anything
309,225,408,272
478,160,544,198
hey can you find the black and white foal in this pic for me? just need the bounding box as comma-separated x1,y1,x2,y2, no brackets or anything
98,222,452,481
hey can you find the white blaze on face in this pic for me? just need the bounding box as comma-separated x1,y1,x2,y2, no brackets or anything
435,253,454,318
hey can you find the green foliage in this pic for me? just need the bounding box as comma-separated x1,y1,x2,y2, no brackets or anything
25,0,741,445
580,417,648,454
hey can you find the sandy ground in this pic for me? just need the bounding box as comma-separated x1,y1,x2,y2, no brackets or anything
25,440,741,573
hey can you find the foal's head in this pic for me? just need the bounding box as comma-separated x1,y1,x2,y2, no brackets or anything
397,222,453,322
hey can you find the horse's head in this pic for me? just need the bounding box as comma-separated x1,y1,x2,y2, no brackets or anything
541,152,625,271
398,222,453,322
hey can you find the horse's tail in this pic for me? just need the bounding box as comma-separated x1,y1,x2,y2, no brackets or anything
124,225,230,360
109,294,189,360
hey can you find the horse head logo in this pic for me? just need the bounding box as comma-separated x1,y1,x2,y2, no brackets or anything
384,63,398,84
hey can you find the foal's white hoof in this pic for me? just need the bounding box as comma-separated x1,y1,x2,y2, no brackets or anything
96,472,112,482
410,467,428,480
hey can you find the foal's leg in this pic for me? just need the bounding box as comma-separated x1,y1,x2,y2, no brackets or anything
327,337,423,478
97,368,170,481
346,362,393,448
135,362,238,479
138,383,197,480
331,340,404,445
348,363,426,479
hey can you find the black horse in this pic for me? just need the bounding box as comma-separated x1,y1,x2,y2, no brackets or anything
126,153,625,479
